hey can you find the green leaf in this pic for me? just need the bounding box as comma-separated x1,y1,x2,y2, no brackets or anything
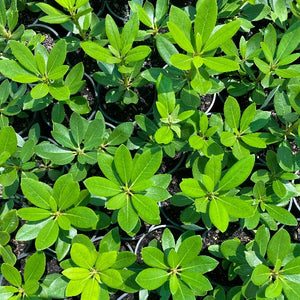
218,196,254,218
204,156,222,188
47,65,69,80
169,5,191,39
49,84,70,101
95,251,117,271
100,269,123,289
203,57,240,72
180,271,212,292
24,251,46,282
251,264,271,285
272,180,286,198
131,148,162,185
112,251,136,268
121,13,139,52
9,40,38,74
118,199,139,233
180,178,206,198
135,268,169,290
31,83,49,99
177,235,202,265
125,46,151,63
156,35,179,66
84,177,121,197
21,178,51,209
53,174,80,210
114,145,132,185
218,155,255,191
224,96,240,130
194,0,217,45
170,54,193,70
80,41,121,64
241,133,266,148
63,267,91,280
105,14,121,51
81,278,100,300
17,207,51,221
167,21,194,53
142,247,168,269
1,263,22,287
182,255,218,273
240,103,256,132
71,243,95,269
35,219,59,250
282,279,300,300
282,256,300,274
203,20,241,52
35,142,75,165
173,279,195,300
131,194,160,225
254,57,270,74
162,228,176,252
265,278,282,298
276,22,300,60
0,126,17,162
129,2,153,27
209,199,229,232
66,207,98,228
267,229,290,266
107,122,134,146
265,204,297,226
155,126,173,144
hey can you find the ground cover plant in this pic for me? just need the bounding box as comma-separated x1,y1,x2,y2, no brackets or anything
0,0,299,299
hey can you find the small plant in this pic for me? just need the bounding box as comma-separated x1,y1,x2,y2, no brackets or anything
136,228,218,299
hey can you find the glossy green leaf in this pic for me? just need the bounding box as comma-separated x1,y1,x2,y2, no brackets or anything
135,268,169,290
105,14,121,51
218,155,255,191
118,199,139,233
114,144,132,185
17,208,51,221
209,199,229,232
267,229,290,266
31,83,49,99
1,263,22,287
203,20,241,52
251,264,271,285
95,251,117,271
142,247,168,269
24,251,46,282
265,204,297,226
194,0,217,45
9,40,38,74
21,178,51,209
71,243,95,268
66,207,98,228
224,96,240,129
177,235,202,266
180,271,212,292
203,57,240,72
35,219,59,250
155,126,173,144
84,177,121,197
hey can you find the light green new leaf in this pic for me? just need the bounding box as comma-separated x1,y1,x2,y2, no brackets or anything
118,199,139,233
218,155,255,191
180,271,212,292
1,263,22,287
194,0,217,45
203,20,241,52
136,268,169,290
265,204,297,226
180,178,206,198
81,41,121,64
105,14,122,51
0,126,17,160
167,21,194,53
17,207,51,221
209,199,229,232
100,269,123,289
170,54,193,70
125,46,151,63
71,243,95,269
131,148,162,185
224,96,240,130
66,207,98,228
9,40,38,74
142,247,168,269
267,229,290,266
24,251,46,282
251,264,271,285
114,145,132,185
84,177,121,197
21,178,52,209
47,39,67,75
131,194,160,225
177,235,202,266
31,83,49,99
155,126,173,144
95,251,117,271
218,196,254,218
203,57,239,72
35,219,59,250
81,278,100,300
240,103,256,132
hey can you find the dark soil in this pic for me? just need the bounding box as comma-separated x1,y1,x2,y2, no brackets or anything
200,94,216,113
99,84,155,123
106,0,132,24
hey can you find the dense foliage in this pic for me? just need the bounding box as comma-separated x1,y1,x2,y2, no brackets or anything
0,0,299,299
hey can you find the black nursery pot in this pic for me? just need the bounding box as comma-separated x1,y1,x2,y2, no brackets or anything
105,0,132,24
